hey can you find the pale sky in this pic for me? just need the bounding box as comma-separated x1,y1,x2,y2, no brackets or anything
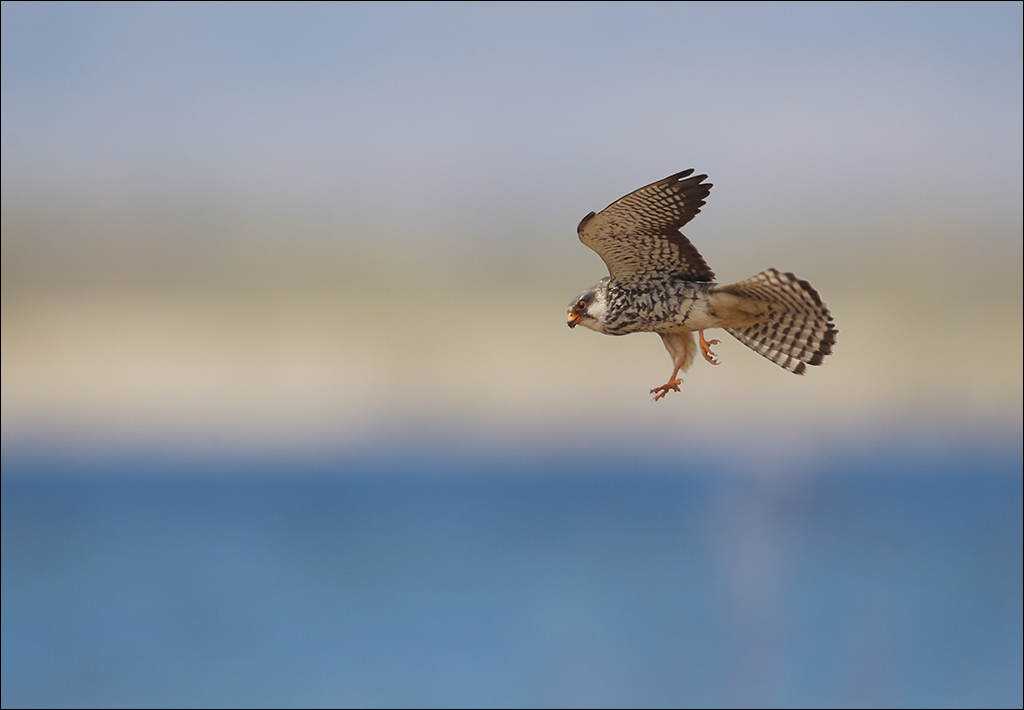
3,2,1021,239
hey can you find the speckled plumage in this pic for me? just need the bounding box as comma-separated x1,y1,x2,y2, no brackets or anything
566,169,838,398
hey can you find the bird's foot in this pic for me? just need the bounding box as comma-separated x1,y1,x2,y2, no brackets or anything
699,331,720,365
651,379,683,401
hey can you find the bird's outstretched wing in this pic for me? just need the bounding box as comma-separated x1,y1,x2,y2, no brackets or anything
577,169,715,283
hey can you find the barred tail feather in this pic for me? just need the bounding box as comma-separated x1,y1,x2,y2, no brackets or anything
718,268,838,375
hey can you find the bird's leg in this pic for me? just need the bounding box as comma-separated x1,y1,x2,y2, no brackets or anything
651,366,683,401
699,330,720,365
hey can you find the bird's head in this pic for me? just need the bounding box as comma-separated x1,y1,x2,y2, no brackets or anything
566,278,610,332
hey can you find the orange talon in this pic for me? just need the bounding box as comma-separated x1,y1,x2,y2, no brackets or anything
651,379,682,401
699,330,720,365
651,366,683,401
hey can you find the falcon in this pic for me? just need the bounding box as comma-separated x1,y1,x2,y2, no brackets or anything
566,169,838,400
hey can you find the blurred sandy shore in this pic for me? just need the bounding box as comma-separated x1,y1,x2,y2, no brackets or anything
3,205,1020,457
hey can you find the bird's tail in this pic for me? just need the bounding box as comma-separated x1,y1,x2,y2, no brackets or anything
714,268,838,374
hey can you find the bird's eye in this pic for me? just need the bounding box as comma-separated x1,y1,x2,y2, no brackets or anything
574,300,587,312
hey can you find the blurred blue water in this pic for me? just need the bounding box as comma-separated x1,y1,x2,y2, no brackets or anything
2,446,1021,708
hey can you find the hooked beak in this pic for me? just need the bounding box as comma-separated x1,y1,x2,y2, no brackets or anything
567,312,581,328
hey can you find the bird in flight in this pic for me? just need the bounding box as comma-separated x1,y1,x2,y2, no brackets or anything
566,169,838,400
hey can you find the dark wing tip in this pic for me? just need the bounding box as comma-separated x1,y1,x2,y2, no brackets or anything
665,169,710,187
667,168,696,181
